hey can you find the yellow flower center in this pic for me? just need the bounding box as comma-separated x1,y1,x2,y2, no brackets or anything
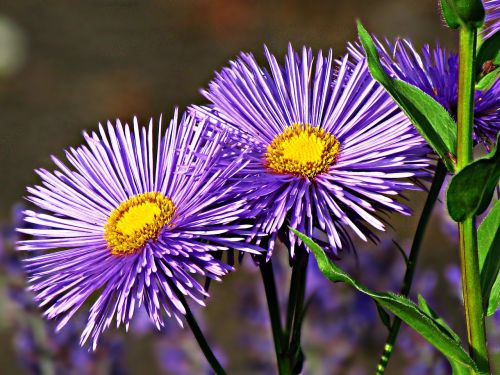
104,192,176,255
265,124,340,178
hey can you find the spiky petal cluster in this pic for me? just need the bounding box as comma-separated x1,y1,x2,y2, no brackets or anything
17,111,260,349
483,0,500,39
192,45,430,258
348,37,500,148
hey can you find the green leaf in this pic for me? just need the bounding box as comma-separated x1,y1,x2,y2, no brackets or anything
476,31,500,77
417,294,461,343
357,21,457,173
451,362,477,375
478,201,500,315
440,0,461,29
476,67,500,91
447,133,500,222
292,229,479,374
487,275,500,316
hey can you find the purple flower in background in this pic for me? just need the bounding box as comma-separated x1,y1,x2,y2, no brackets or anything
483,0,500,39
2,205,127,374
348,38,500,148
17,110,261,349
192,45,430,258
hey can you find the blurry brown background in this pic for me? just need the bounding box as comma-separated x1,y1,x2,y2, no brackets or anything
0,1,463,374
0,0,456,219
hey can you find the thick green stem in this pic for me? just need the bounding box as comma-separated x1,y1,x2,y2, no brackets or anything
457,26,490,373
375,161,447,374
175,289,227,375
259,259,291,375
285,248,309,372
457,27,475,169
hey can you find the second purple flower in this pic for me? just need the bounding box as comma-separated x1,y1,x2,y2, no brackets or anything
192,45,431,259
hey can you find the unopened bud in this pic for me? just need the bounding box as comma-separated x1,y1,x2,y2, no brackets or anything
440,0,485,28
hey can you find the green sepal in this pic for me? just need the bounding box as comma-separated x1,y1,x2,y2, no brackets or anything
441,0,485,28
357,21,457,172
292,229,479,374
440,0,461,28
447,132,500,222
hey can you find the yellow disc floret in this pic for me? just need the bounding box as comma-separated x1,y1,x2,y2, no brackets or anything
265,123,340,178
104,192,176,255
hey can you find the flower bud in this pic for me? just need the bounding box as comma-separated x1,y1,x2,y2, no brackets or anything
440,0,485,28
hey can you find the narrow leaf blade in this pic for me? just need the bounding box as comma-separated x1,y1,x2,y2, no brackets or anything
478,201,500,315
357,21,457,172
292,229,478,373
417,294,461,343
476,67,499,90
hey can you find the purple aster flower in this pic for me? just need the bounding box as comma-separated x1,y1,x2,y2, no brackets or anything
348,38,500,148
483,0,500,39
17,110,261,349
192,45,430,258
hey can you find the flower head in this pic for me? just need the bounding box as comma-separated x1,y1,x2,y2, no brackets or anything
348,37,500,148
483,0,500,39
192,45,430,258
17,110,259,349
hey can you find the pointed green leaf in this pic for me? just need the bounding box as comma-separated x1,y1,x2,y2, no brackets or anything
357,21,457,172
447,133,500,222
487,275,500,316
478,201,500,315
417,294,461,343
476,67,499,90
292,229,479,373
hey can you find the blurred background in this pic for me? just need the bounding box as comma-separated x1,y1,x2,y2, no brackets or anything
1,0,496,374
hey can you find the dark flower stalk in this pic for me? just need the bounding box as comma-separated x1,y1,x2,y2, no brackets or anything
285,248,309,372
259,258,291,375
375,161,447,374
173,287,227,375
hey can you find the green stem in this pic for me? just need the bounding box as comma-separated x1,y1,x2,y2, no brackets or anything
285,248,309,372
375,161,447,374
457,26,490,373
457,27,476,169
175,289,227,375
259,259,291,375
